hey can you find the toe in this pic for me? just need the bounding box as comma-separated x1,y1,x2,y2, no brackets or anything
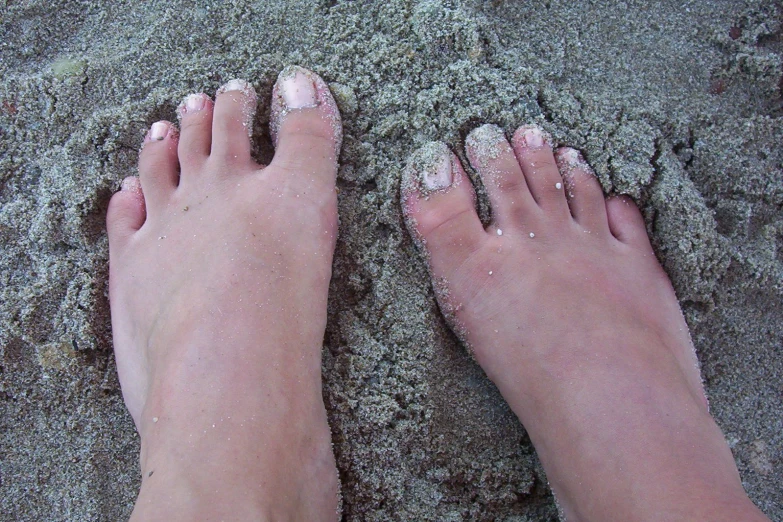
510,126,570,217
268,66,342,191
138,121,179,209
605,195,652,248
465,124,537,228
177,93,214,172
402,142,485,277
106,177,146,245
554,147,610,232
211,79,257,162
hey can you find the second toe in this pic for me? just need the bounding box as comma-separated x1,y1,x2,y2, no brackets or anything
177,93,214,173
138,120,179,212
211,79,258,164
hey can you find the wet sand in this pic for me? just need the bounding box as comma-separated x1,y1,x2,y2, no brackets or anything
1,1,782,520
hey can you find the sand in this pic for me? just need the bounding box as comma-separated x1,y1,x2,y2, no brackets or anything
1,0,781,520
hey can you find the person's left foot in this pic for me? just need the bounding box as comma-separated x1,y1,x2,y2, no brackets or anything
106,66,343,521
400,123,768,521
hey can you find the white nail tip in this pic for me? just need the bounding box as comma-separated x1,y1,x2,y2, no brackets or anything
423,154,453,190
221,79,250,93
121,177,139,192
562,149,581,164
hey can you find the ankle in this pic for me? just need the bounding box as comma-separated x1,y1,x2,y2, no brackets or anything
132,456,270,522
134,415,339,522
541,413,753,521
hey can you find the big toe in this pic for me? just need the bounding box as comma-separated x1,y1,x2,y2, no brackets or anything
268,66,342,192
137,120,179,212
401,142,485,279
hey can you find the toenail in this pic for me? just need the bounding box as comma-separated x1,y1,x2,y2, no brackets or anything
520,125,552,149
422,147,453,191
466,124,505,161
520,127,545,148
560,148,583,165
280,69,317,110
185,94,206,113
404,142,455,194
150,121,168,141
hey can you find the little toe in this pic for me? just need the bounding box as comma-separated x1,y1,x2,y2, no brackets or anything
177,93,214,172
268,66,342,192
465,124,537,228
138,121,179,210
106,177,146,246
211,79,257,162
510,125,570,216
554,147,610,233
605,195,652,249
402,142,485,277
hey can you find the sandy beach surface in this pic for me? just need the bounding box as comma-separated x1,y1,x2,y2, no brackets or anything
1,0,781,520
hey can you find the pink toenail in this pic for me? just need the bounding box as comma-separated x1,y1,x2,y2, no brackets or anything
281,70,317,109
150,122,168,141
521,127,544,148
423,151,453,191
185,94,206,112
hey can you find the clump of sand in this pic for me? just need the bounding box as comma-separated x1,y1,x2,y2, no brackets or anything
1,0,781,520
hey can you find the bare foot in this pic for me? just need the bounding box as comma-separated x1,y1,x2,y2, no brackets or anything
106,67,342,521
402,125,770,521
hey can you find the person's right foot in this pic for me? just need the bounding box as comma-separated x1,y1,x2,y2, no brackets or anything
402,124,770,521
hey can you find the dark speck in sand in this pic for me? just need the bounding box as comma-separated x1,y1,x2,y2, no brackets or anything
710,79,727,95
1,100,17,115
